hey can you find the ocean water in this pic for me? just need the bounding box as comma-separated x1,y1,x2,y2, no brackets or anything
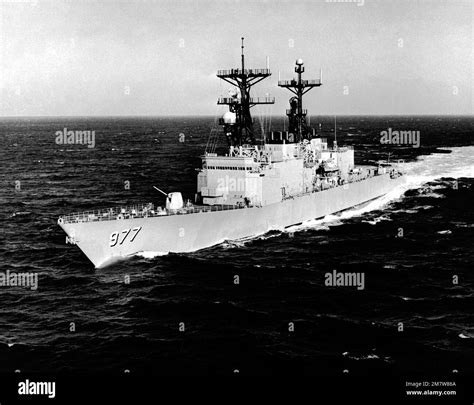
0,115,473,376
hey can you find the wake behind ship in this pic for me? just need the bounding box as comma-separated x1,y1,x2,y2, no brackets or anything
58,39,404,268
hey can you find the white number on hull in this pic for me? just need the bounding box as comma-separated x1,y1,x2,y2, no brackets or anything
110,226,142,247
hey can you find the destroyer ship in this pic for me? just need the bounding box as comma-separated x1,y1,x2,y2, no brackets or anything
58,39,404,268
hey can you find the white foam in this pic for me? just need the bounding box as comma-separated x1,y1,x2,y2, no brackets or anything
437,230,452,235
285,146,474,233
396,146,474,187
221,230,281,248
362,215,392,225
135,251,169,259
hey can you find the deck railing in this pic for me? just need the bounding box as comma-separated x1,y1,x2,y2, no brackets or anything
59,202,249,224
217,68,271,77
217,96,275,105
278,79,322,87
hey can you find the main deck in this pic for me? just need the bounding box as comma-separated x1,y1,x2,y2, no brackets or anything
59,167,401,225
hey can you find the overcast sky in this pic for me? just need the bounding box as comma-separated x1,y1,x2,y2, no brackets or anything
0,0,472,116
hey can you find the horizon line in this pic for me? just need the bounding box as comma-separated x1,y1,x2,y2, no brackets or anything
0,113,472,119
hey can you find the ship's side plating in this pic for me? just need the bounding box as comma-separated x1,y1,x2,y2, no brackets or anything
59,173,404,268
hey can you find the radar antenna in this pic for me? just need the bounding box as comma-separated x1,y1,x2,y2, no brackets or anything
217,38,275,146
278,59,322,142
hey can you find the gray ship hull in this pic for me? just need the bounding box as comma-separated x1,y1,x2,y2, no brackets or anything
59,173,404,268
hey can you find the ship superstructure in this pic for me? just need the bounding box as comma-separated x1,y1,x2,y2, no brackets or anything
199,39,357,209
58,40,404,268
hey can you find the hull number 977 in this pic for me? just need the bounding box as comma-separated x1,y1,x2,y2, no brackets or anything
110,226,142,247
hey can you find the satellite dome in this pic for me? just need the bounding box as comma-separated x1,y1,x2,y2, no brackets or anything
222,111,236,125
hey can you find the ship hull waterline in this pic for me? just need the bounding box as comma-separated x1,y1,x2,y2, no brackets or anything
59,173,405,269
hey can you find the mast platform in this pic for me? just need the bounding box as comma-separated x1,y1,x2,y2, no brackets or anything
217,96,275,105
217,68,272,78
278,79,322,88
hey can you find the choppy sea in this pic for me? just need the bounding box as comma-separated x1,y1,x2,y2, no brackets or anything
0,115,473,376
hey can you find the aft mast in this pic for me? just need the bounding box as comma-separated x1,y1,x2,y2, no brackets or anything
278,59,322,142
217,38,275,146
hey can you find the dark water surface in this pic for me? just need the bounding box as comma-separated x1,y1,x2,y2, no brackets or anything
0,116,473,375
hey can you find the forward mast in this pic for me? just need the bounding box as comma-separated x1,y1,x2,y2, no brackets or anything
217,37,275,146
